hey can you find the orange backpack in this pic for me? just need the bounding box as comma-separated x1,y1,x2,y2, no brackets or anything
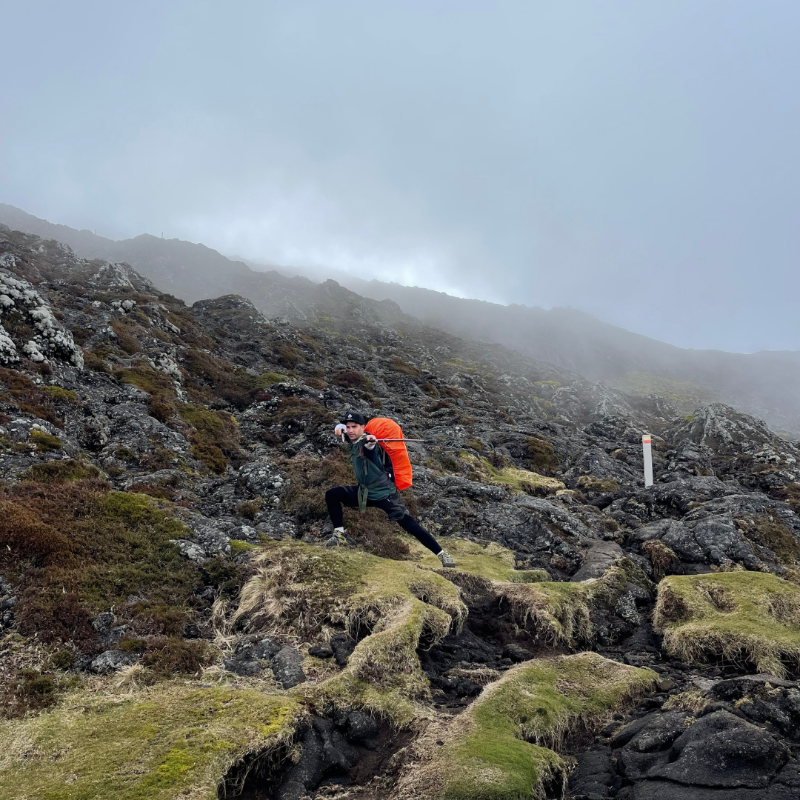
364,417,413,491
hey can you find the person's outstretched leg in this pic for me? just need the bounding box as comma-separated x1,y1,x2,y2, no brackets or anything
395,514,441,553
396,514,456,567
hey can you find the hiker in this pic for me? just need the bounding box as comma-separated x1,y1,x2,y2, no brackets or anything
325,412,456,568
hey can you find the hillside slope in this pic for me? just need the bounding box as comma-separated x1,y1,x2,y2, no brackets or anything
2,203,797,438
275,265,800,439
2,225,800,798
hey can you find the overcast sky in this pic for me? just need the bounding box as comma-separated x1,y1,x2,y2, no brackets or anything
3,1,799,352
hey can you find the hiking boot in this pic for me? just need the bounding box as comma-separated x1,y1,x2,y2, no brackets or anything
324,528,348,548
437,549,456,568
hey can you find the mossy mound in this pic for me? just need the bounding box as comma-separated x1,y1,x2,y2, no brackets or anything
653,571,800,677
394,652,657,800
460,453,565,496
498,558,645,647
231,540,466,725
0,683,302,800
414,538,549,584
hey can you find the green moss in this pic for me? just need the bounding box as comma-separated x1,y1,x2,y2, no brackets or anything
178,404,240,473
399,653,657,800
654,572,800,677
413,538,549,585
233,540,465,725
461,453,565,496
42,386,79,404
577,475,619,493
0,684,303,800
229,540,258,556
19,459,102,483
255,371,286,388
738,514,800,564
30,430,62,452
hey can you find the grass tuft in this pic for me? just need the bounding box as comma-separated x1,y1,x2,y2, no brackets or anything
576,475,619,493
653,572,800,677
231,540,466,725
0,683,303,800
395,652,657,800
460,453,565,496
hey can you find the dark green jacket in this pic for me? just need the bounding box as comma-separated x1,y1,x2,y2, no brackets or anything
350,439,394,509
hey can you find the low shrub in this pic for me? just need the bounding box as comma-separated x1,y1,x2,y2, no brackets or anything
184,349,258,409
273,341,304,368
0,367,62,427
577,475,619,493
110,319,142,354
739,514,800,564
30,431,62,452
332,370,372,390
390,356,420,378
0,482,201,651
179,404,241,473
19,459,102,483
142,638,214,678
268,397,333,431
117,360,176,401
42,386,79,404
525,436,559,474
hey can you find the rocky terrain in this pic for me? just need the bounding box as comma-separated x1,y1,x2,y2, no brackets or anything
1,224,800,799
3,202,799,439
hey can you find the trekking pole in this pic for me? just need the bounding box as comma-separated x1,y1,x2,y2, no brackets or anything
374,438,425,442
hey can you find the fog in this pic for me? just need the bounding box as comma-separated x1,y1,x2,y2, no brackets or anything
3,0,800,352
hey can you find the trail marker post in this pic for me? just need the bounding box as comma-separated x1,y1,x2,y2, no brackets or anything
642,434,653,488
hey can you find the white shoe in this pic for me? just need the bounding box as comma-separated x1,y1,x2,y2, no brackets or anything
325,528,348,547
437,549,456,568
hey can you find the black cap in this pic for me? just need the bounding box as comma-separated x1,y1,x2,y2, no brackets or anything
343,411,367,425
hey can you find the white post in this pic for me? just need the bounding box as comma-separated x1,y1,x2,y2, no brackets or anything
642,434,653,488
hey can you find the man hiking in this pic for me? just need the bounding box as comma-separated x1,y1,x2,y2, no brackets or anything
325,412,456,568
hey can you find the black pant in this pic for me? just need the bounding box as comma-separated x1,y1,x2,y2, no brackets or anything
325,485,442,555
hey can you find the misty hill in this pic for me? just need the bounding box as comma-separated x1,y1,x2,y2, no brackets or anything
2,202,798,438
264,263,800,439
3,225,800,798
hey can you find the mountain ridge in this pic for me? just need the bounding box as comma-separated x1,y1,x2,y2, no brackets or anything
2,202,797,437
